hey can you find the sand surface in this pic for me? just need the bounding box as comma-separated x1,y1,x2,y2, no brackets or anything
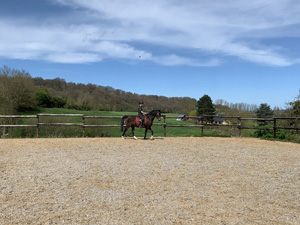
0,137,300,224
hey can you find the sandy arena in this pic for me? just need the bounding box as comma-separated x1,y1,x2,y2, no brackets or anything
0,137,299,225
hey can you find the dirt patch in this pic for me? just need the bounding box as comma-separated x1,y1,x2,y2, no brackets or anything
0,137,299,224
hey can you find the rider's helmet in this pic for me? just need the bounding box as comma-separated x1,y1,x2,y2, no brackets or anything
139,101,144,104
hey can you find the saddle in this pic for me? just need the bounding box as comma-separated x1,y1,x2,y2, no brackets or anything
136,116,147,126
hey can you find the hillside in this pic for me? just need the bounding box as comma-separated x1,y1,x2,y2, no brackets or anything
33,77,197,114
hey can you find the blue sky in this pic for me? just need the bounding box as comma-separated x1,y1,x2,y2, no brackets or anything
1,0,300,108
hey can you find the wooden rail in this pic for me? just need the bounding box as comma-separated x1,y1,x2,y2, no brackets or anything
0,114,299,138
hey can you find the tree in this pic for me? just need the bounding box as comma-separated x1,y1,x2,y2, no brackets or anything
256,103,273,126
0,66,36,112
256,103,273,118
288,90,300,116
197,95,216,115
197,94,216,122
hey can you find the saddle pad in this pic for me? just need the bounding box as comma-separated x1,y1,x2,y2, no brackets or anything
136,116,147,125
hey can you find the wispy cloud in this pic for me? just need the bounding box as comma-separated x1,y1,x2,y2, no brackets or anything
1,0,300,66
152,55,221,67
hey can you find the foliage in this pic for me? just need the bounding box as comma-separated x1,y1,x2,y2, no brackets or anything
215,99,258,112
214,99,256,117
36,88,67,108
188,110,197,117
0,66,36,112
288,90,300,116
291,100,300,116
36,89,53,107
252,126,294,141
52,96,67,108
256,103,274,126
97,104,105,111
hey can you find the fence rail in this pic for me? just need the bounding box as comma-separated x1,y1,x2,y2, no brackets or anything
0,114,299,138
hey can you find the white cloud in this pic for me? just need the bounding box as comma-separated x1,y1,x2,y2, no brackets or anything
223,43,293,66
47,53,102,64
1,0,300,66
92,41,152,60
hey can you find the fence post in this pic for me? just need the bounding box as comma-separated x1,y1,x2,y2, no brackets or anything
163,115,166,137
238,117,241,137
36,114,39,138
82,115,85,137
200,116,204,136
273,118,277,139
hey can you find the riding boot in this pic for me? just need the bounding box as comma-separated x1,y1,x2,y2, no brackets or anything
140,120,144,128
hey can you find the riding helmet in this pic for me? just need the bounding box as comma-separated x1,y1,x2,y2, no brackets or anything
139,101,144,104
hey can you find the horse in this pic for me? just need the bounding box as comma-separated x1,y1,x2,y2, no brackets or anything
121,110,162,139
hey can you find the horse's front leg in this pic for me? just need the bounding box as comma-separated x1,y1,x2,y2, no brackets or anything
149,127,154,140
144,128,148,139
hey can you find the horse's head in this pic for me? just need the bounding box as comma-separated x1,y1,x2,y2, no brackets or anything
156,110,161,121
149,110,162,121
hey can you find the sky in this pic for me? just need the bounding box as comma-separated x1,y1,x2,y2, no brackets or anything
1,0,300,108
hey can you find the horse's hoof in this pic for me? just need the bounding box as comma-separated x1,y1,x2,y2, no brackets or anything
134,136,138,140
150,136,154,140
122,136,125,139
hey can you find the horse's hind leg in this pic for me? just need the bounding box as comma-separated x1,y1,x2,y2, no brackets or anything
122,126,129,139
132,126,137,140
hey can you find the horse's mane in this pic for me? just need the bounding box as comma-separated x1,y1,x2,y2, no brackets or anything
148,110,161,116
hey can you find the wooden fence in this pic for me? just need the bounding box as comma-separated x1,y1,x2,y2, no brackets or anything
0,114,299,138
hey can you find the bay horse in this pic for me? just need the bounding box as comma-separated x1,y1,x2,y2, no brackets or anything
121,110,161,139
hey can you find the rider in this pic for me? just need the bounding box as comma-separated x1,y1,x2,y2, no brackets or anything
138,101,145,127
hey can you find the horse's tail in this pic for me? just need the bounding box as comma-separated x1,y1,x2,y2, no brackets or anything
121,115,128,132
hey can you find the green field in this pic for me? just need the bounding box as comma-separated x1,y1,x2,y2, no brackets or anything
0,108,232,138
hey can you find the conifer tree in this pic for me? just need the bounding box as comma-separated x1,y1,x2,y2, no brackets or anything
197,94,216,122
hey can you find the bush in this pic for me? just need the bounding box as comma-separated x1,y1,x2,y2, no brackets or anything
36,89,67,108
36,89,53,107
252,127,293,141
52,96,67,108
